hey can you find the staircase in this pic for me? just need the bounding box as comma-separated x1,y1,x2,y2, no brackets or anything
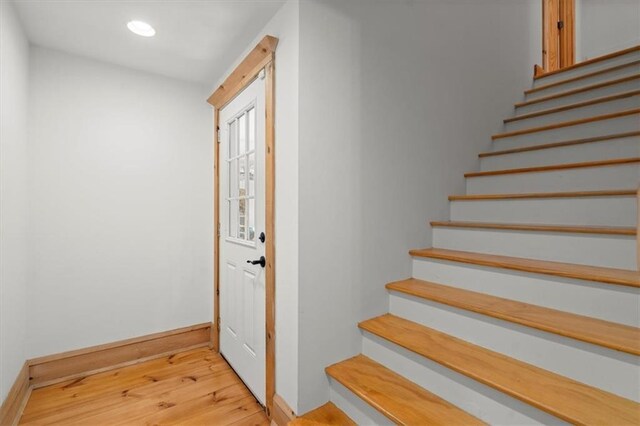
293,46,640,425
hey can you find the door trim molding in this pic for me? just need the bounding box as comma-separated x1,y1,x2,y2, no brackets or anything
207,35,278,419
540,0,575,74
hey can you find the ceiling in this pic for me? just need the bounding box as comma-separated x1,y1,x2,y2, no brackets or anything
13,0,286,85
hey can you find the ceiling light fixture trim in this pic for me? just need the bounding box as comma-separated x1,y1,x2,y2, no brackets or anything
127,20,156,37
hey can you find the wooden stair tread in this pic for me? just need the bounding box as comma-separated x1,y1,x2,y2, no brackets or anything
325,355,484,425
480,132,640,157
492,108,640,140
506,91,640,123
288,402,355,426
359,314,640,425
410,248,640,287
465,157,640,178
387,278,640,355
430,221,636,236
448,189,637,201
526,60,640,94
535,45,640,80
516,74,640,108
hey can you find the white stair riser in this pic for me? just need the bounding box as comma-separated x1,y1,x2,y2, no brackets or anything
504,95,640,132
450,196,637,227
388,293,640,402
531,50,640,88
493,114,640,150
526,64,640,101
466,164,640,194
517,79,640,115
362,333,566,425
432,227,636,269
329,379,393,426
412,257,640,326
481,137,640,171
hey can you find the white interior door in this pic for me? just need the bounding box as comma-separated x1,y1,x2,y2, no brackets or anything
219,74,266,404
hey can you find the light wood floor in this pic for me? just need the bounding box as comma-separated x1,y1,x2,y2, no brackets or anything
19,347,269,425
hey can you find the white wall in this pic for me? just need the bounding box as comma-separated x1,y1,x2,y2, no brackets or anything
0,0,30,401
576,0,640,61
296,0,540,413
209,0,300,411
27,47,213,358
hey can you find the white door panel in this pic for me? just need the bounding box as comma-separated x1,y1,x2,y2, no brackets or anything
219,75,266,404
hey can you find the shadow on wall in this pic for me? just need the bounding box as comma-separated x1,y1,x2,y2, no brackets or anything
296,0,541,413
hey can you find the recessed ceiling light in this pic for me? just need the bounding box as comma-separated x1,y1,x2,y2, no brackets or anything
127,20,156,37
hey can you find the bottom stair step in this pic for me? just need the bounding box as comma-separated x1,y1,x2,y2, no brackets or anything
326,354,484,425
359,314,640,425
289,402,355,426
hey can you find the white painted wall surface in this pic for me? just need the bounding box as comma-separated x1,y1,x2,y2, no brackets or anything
296,0,540,413
576,0,640,61
209,0,300,411
0,0,30,401
27,47,213,358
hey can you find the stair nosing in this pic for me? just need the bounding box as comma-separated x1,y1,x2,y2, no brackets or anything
492,108,640,140
386,278,640,355
525,60,640,95
409,248,640,288
534,45,640,81
430,221,636,236
479,132,640,158
506,90,640,123
464,157,640,178
515,74,640,108
359,314,640,426
448,189,637,201
325,354,485,425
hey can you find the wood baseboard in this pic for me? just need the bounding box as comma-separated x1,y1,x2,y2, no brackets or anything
28,322,212,388
271,393,296,426
0,362,31,426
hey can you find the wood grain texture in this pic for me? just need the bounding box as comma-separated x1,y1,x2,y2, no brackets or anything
508,91,640,123
326,355,484,425
527,60,640,95
0,362,31,426
465,157,640,178
516,74,640,108
448,189,637,201
29,323,211,387
265,60,277,419
387,278,640,355
410,247,640,287
536,45,640,80
19,347,268,426
209,36,278,419
492,108,640,140
207,35,278,108
480,131,640,157
271,394,295,426
558,0,575,69
288,402,355,426
359,314,640,426
430,221,636,235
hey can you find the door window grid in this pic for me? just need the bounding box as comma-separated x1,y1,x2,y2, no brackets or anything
226,104,256,244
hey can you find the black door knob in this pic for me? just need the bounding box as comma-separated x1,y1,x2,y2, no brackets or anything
247,256,266,268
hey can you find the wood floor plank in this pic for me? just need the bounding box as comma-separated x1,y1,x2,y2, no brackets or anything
289,402,356,425
387,278,640,355
19,348,266,425
359,314,640,425
326,355,485,425
410,248,640,287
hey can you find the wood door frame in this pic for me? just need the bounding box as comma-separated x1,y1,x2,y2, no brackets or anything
539,0,575,75
207,35,278,418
